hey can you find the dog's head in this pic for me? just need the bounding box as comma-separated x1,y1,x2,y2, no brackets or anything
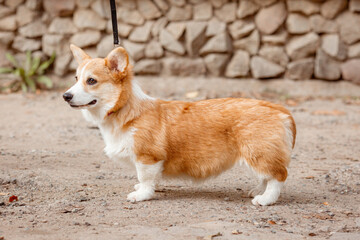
63,44,132,116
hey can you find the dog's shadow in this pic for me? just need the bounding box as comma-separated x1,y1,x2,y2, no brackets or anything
153,187,319,206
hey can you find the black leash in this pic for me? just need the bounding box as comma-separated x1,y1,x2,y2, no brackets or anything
109,0,120,47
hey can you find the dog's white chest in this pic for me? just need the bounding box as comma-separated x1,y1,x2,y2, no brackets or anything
100,126,137,163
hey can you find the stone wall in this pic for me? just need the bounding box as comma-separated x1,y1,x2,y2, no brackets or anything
0,0,360,83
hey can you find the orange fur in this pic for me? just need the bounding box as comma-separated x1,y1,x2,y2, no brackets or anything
69,45,296,184
99,71,297,182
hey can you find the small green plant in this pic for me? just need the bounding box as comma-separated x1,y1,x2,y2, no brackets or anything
0,51,55,92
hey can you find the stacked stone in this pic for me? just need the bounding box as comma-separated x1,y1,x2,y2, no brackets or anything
0,0,359,83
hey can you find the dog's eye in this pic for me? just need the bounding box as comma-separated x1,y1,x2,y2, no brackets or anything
75,76,78,82
86,78,97,85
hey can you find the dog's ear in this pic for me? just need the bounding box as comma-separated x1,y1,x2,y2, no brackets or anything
105,47,129,73
70,44,90,64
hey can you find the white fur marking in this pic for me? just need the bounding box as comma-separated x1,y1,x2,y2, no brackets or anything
127,161,164,202
252,179,283,206
66,81,95,106
79,61,91,81
101,127,137,166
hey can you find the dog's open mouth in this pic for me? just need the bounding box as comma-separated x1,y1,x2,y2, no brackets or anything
70,100,97,108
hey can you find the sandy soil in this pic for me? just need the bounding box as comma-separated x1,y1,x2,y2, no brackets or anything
0,77,360,240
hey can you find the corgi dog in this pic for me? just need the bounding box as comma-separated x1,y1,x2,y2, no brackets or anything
63,44,296,206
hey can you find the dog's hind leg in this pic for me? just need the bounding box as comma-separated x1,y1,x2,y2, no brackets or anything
244,154,288,206
251,179,284,206
248,178,267,197
127,160,164,202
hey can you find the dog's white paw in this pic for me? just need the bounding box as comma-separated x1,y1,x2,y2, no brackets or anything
251,194,276,206
134,183,141,191
127,189,154,203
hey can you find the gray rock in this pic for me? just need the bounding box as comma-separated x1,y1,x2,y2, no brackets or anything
134,59,162,75
309,14,338,33
55,53,72,76
26,0,42,10
16,5,36,27
151,17,168,37
350,0,360,12
12,36,41,52
70,30,101,48
5,0,24,8
348,42,360,58
341,59,360,84
321,34,347,60
0,16,16,31
153,0,169,12
0,44,7,67
162,57,206,76
233,30,260,55
214,2,236,23
97,35,114,58
0,5,13,19
43,0,75,17
186,21,207,57
90,0,110,19
129,21,154,43
336,12,360,44
19,20,46,38
286,0,321,15
166,22,186,40
76,0,91,8
237,0,260,19
204,53,229,76
0,31,15,45
259,46,289,67
123,40,145,61
49,17,77,34
145,40,164,58
286,58,314,80
42,34,68,56
117,7,145,26
225,50,250,78
253,0,277,7
206,17,226,37
314,49,341,80
229,20,255,40
137,0,162,20
193,2,212,20
255,1,287,34
159,29,185,55
118,0,137,9
168,0,186,7
251,56,285,79
286,13,311,34
200,32,232,55
118,23,133,38
209,0,228,9
167,5,192,21
321,0,347,19
262,29,288,45
74,9,106,30
286,32,320,60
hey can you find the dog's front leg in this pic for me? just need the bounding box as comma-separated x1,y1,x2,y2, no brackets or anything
127,160,164,202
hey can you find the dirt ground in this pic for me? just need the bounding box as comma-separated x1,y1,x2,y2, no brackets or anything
1,77,360,240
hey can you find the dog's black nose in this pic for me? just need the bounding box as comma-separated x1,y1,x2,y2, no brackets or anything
63,92,73,102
